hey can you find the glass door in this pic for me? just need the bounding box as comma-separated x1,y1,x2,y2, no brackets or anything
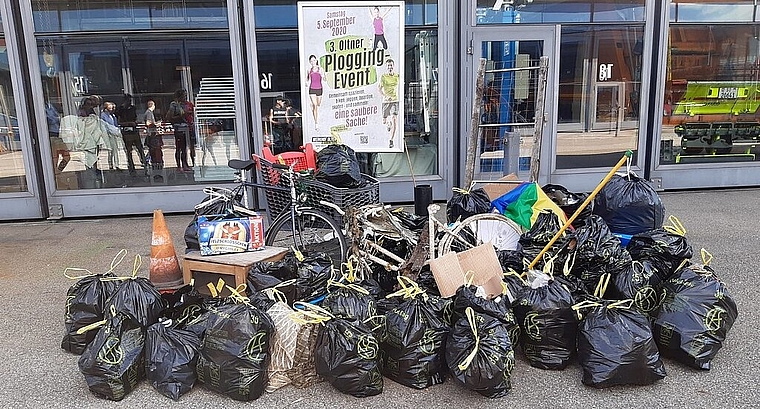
592,82,624,134
465,26,557,184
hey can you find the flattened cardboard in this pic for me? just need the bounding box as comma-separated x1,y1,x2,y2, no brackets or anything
429,243,504,298
481,174,522,201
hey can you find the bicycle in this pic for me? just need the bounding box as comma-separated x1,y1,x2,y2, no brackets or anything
218,156,348,265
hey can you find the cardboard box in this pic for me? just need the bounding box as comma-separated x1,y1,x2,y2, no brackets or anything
182,247,289,297
429,243,504,298
197,215,265,256
481,174,522,201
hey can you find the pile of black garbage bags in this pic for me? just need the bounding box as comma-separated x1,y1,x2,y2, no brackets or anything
61,174,738,401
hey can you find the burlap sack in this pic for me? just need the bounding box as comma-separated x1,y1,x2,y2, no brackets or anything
265,302,300,392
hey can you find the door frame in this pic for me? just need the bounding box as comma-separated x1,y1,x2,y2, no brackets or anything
462,25,560,185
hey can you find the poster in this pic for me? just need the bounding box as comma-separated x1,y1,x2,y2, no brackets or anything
298,1,404,153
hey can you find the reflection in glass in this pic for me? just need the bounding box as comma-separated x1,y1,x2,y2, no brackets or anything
670,2,754,23
254,0,437,29
556,26,643,169
476,0,644,25
0,34,27,193
37,35,237,190
661,25,760,166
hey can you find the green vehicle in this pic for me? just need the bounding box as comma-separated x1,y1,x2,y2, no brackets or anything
671,81,760,154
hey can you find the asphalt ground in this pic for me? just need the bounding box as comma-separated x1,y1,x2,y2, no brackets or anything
0,188,758,408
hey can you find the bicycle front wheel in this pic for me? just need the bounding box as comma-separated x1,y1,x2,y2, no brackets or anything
265,208,347,265
439,213,523,256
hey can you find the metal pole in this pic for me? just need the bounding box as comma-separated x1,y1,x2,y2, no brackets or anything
464,58,487,188
529,56,549,183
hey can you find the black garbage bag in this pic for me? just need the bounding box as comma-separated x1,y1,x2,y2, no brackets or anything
519,210,567,273
296,252,334,302
452,284,520,348
543,184,593,228
145,320,201,401
380,285,450,389
593,172,665,235
252,252,298,281
196,300,274,401
315,144,363,188
627,218,693,281
416,266,441,297
106,277,167,328
78,309,145,401
160,284,204,326
315,316,383,397
652,260,738,370
447,187,491,223
576,299,666,387
608,260,664,315
566,215,632,290
513,270,577,370
62,273,119,354
322,281,377,322
446,307,515,398
246,269,297,306
497,248,525,275
392,208,427,233
183,297,236,339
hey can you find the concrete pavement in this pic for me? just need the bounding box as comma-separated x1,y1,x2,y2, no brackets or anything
0,188,758,408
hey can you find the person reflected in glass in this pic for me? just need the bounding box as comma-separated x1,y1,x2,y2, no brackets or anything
167,89,191,172
181,93,196,167
269,96,293,154
45,99,70,173
77,96,108,186
379,58,400,148
370,6,390,50
100,101,122,171
117,94,147,176
144,99,163,169
306,55,325,131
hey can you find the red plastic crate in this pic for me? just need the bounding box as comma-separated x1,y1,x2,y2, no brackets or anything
262,143,317,171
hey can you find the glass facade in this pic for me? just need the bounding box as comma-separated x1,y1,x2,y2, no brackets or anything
0,14,27,194
661,23,760,165
33,0,237,190
253,0,439,177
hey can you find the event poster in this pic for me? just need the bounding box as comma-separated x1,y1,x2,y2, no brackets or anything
297,1,404,153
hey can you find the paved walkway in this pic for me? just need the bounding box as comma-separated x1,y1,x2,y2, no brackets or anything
0,188,757,408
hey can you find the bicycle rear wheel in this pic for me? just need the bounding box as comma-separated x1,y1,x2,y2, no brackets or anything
265,208,347,265
439,213,523,256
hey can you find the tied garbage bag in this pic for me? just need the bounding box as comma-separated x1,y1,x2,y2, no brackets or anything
322,281,377,322
62,270,119,355
446,307,515,398
519,210,567,273
145,320,201,401
453,282,521,348
380,278,450,389
497,248,525,275
246,266,297,306
627,216,693,281
265,301,301,392
574,299,666,387
446,186,491,223
160,284,204,326
196,296,274,401
315,144,363,188
184,296,236,339
513,269,577,370
609,260,664,315
78,307,145,401
311,304,383,397
296,252,334,302
106,274,167,328
593,172,665,235
566,215,632,290
652,252,738,370
543,184,593,228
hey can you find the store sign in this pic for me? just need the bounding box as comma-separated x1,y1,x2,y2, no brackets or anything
599,63,614,81
297,1,404,152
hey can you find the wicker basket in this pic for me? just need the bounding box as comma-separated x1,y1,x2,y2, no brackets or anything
258,158,380,225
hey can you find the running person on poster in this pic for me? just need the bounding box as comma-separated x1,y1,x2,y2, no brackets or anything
379,57,400,148
306,54,326,131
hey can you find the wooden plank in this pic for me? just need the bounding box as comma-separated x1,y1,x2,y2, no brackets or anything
183,246,289,265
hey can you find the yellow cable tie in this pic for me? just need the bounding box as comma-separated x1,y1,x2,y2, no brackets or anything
75,319,107,335
607,299,634,310
63,267,95,280
457,307,480,371
104,249,128,275
700,248,713,266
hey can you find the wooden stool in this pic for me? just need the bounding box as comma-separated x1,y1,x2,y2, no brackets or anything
182,247,289,297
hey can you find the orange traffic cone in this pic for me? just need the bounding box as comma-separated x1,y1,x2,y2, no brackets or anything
150,209,184,291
